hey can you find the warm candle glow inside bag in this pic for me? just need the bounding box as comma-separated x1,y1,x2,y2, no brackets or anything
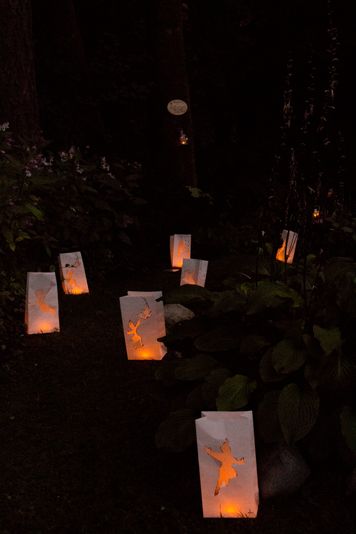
25,272,60,334
170,234,191,268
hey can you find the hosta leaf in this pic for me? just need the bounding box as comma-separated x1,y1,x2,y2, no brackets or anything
194,325,241,352
1,226,15,251
259,349,285,383
155,409,196,452
313,325,342,356
161,316,207,344
340,406,356,453
207,289,246,317
175,354,218,381
164,285,214,309
257,391,284,443
24,203,44,220
247,281,303,315
278,383,320,444
240,334,271,356
271,338,307,374
202,368,232,406
216,374,257,410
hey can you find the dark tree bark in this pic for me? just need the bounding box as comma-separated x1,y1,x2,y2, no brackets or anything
155,0,197,187
0,0,41,142
33,0,104,147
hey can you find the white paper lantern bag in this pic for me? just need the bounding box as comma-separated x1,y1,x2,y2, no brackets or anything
170,234,191,268
25,272,60,335
180,258,208,287
120,294,166,360
59,251,89,294
275,229,298,264
195,411,259,518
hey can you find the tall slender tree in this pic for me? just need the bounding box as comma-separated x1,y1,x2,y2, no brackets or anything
0,0,41,142
155,0,197,187
33,0,104,147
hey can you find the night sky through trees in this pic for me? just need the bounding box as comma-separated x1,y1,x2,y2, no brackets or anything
23,0,356,200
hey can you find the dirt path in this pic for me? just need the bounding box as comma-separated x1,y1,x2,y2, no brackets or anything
0,267,354,533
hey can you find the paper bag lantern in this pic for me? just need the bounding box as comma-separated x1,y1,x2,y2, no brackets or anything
59,251,89,294
195,411,259,518
180,258,208,287
119,294,166,360
25,272,60,335
275,229,298,264
170,234,191,268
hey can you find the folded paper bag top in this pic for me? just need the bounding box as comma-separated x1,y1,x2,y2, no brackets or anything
25,272,60,335
59,251,89,294
195,411,259,518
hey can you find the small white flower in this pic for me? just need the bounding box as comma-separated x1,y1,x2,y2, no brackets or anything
0,122,10,132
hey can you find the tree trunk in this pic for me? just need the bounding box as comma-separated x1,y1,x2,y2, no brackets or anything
0,0,41,143
155,0,197,187
33,0,104,147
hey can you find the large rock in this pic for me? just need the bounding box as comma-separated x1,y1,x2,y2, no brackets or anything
164,303,195,328
258,444,311,499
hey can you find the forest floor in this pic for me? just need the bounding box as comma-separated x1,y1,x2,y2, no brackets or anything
0,263,355,534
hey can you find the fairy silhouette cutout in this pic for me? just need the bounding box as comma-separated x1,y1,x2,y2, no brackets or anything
127,300,152,349
205,439,245,496
34,281,56,315
127,319,143,348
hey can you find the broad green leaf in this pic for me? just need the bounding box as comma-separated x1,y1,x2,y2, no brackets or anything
202,368,232,406
155,409,196,452
1,226,15,251
278,383,320,444
175,354,218,381
240,334,270,356
186,368,232,410
15,231,31,242
207,289,246,317
194,325,241,352
164,285,214,309
247,281,303,315
340,406,356,453
162,316,207,344
313,325,342,355
271,338,307,374
257,391,284,443
216,374,257,410
259,349,285,383
24,203,44,220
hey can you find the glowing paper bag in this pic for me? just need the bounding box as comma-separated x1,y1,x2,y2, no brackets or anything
170,234,191,268
195,411,259,518
180,258,208,287
119,294,166,360
59,251,89,294
275,229,298,264
25,272,60,335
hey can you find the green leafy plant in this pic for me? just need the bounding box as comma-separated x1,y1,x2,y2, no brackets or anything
0,124,146,352
155,254,356,459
